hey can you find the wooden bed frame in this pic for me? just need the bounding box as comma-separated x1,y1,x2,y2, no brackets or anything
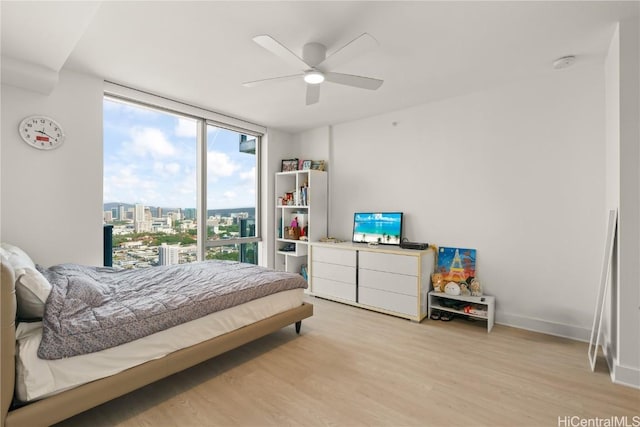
1,260,313,427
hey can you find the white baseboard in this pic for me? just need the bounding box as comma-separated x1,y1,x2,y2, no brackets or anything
497,311,591,341
611,362,640,389
499,313,640,389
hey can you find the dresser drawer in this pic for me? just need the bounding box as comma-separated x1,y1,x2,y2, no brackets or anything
311,246,356,267
312,277,356,302
312,261,356,284
359,286,416,316
359,269,418,296
359,251,417,276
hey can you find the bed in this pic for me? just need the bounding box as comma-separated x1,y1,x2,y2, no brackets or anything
0,243,313,427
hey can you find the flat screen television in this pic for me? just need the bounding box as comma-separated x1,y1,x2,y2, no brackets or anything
352,212,403,245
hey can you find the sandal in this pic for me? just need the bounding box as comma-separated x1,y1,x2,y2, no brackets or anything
430,310,441,320
440,312,453,321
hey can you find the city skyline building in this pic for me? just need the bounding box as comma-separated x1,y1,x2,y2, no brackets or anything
134,204,144,222
134,203,151,233
184,208,196,220
158,243,179,266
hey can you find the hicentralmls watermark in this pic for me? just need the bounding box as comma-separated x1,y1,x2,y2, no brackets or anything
558,416,640,427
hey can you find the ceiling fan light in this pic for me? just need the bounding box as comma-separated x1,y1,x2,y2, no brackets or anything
304,70,325,84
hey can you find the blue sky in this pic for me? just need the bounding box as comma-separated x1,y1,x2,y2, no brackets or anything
103,99,256,210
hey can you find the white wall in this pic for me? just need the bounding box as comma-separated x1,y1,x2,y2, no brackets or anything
293,127,331,162
603,23,620,374
607,16,640,388
1,69,103,266
296,64,607,341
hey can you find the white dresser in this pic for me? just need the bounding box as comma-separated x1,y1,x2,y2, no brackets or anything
311,245,357,302
309,242,435,321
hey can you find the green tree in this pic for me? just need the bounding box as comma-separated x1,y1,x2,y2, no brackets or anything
206,251,239,261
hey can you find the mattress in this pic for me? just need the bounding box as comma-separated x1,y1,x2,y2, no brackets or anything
16,288,304,402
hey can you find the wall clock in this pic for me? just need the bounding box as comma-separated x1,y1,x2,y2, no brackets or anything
19,116,65,150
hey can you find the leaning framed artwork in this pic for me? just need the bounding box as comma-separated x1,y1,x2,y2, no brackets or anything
281,158,299,172
588,209,617,371
436,247,477,283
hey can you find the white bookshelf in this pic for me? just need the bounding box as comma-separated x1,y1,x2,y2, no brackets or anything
274,170,327,283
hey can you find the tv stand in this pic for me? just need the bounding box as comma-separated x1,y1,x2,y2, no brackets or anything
309,242,435,321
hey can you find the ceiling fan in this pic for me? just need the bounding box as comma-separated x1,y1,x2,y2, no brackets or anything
242,33,384,105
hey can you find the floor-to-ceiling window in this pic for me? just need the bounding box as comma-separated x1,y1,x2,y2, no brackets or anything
103,95,260,268
205,125,259,265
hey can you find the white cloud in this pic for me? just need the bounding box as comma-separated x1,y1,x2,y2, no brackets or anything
166,162,181,174
128,127,176,158
105,165,155,204
105,162,197,207
175,117,198,138
110,165,142,187
153,161,182,175
207,151,239,180
239,167,255,183
207,190,239,206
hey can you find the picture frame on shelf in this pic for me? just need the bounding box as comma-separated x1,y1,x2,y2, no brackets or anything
281,158,299,172
301,160,312,170
310,160,325,171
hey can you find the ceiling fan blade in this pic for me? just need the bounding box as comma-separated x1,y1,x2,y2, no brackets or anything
306,84,320,105
252,35,311,70
320,33,379,70
324,72,383,90
242,74,301,88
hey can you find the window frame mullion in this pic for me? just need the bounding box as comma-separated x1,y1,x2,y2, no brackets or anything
196,119,207,261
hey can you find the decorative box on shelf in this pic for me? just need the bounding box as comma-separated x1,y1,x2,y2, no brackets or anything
428,291,495,332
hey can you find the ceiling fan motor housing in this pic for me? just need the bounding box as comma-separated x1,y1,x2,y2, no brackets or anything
303,42,327,67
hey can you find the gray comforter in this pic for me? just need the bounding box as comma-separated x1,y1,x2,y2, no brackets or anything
38,261,307,359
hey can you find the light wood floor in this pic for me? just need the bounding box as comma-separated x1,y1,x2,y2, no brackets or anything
56,296,639,427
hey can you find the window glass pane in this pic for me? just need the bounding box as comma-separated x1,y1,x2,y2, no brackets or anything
103,98,198,268
206,125,257,248
206,243,258,264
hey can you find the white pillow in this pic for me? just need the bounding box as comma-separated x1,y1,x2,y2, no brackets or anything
1,243,51,319
15,268,52,319
0,242,36,270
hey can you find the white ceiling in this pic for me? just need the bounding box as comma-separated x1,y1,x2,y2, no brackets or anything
1,1,637,133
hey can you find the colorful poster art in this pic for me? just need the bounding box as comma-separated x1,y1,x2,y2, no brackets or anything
436,247,476,282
